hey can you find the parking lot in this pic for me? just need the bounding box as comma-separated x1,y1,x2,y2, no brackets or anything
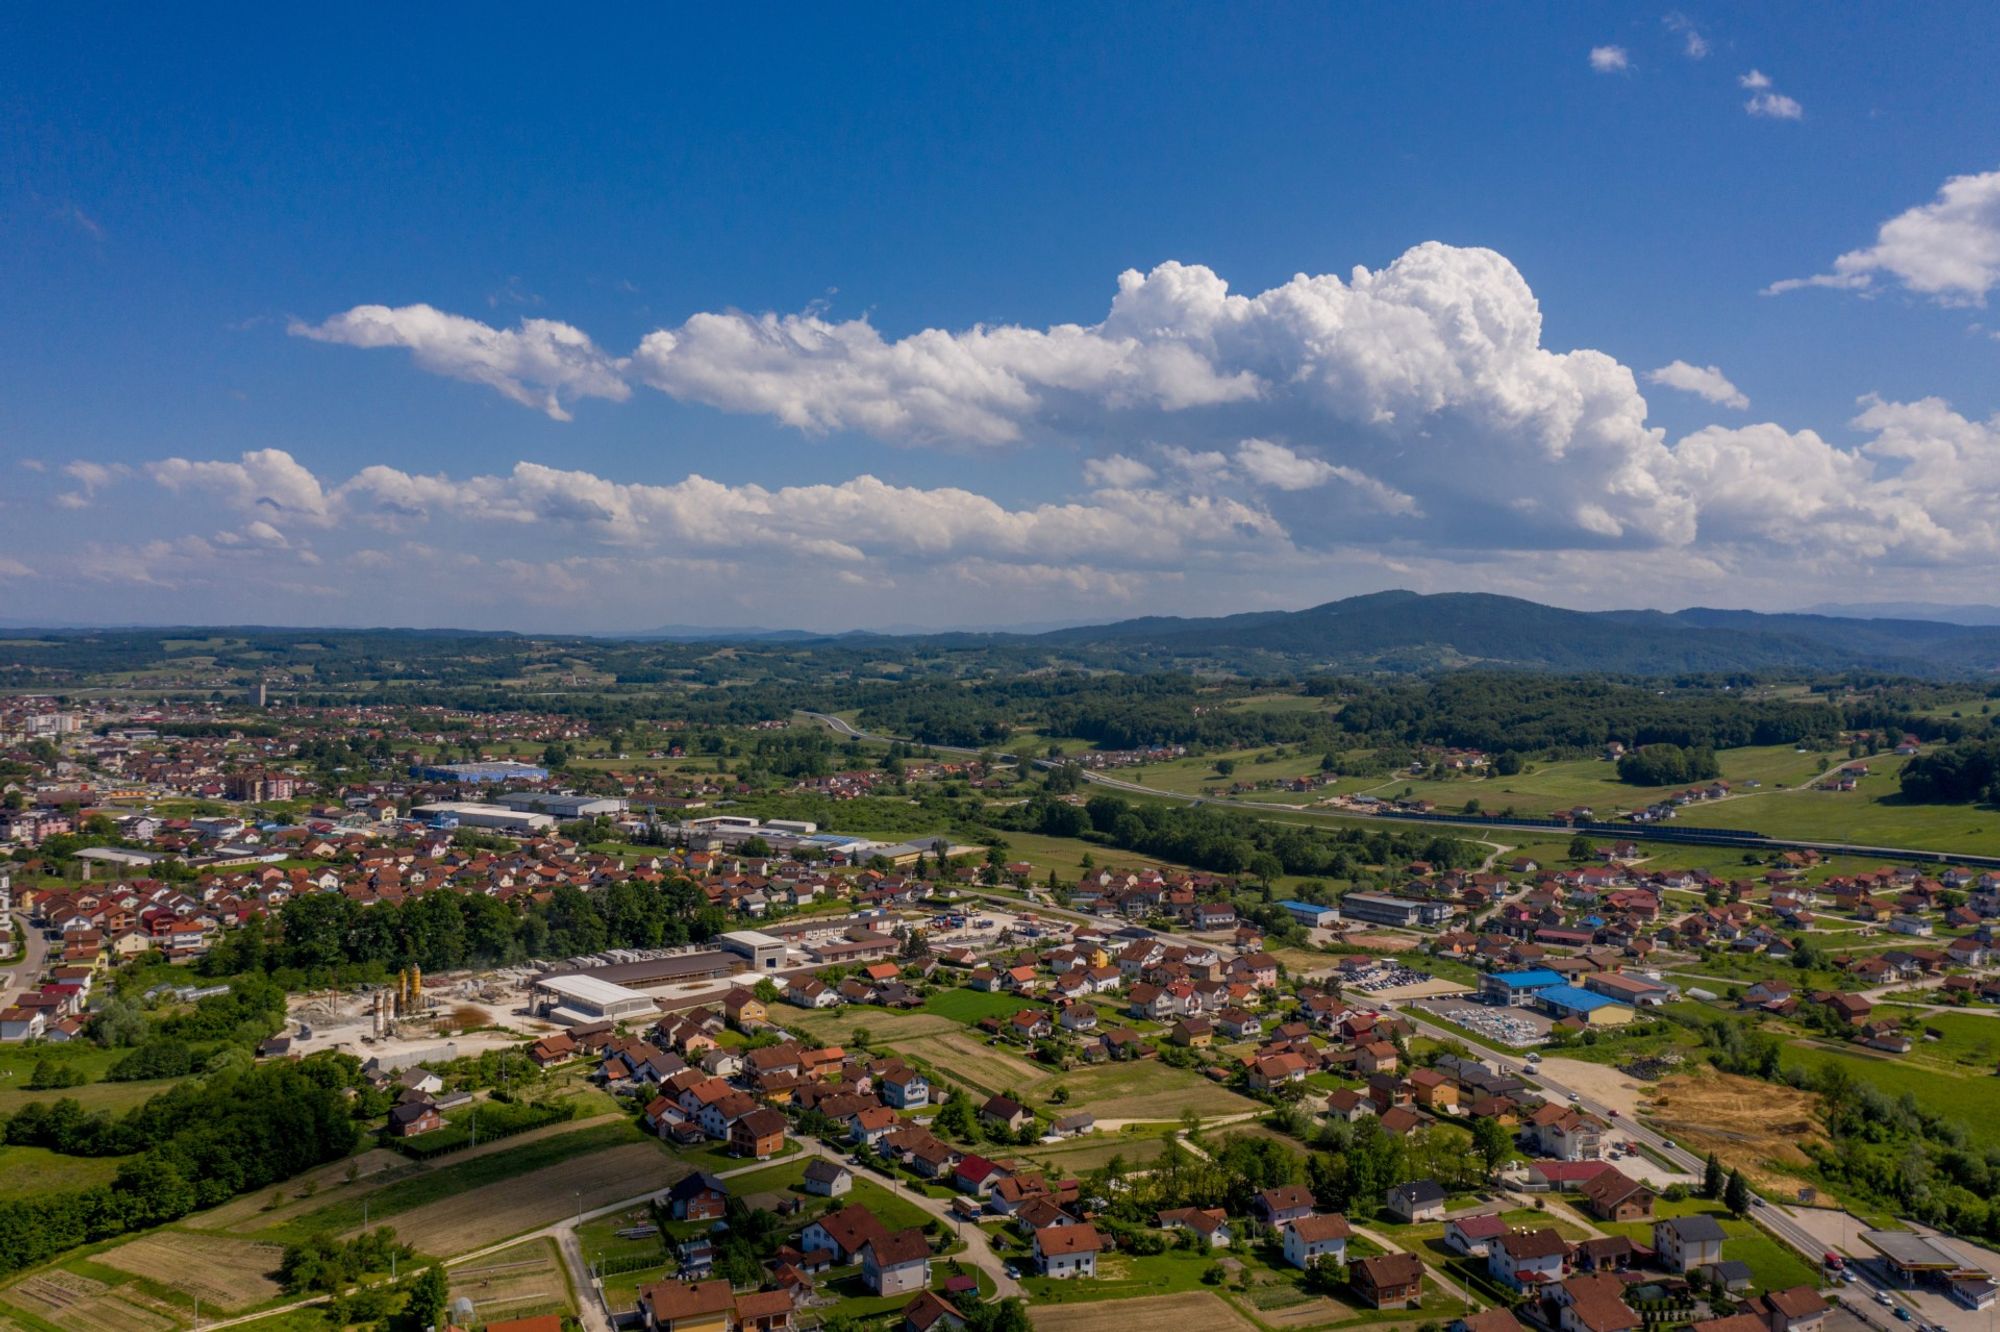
1418,996,1554,1046
1348,963,1436,993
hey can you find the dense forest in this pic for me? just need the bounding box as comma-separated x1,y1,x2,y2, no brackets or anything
1900,738,2000,805
0,1058,364,1275
201,878,733,982
1001,790,1477,879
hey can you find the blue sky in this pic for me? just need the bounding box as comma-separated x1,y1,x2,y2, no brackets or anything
5,5,1999,631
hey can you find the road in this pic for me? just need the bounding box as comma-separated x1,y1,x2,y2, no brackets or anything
0,911,50,1008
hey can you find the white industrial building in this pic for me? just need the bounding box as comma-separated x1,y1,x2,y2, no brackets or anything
530,973,659,1025
495,792,628,819
719,929,789,971
412,802,556,835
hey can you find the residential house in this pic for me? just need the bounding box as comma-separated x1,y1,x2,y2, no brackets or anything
1579,1167,1655,1222
1283,1213,1353,1269
1353,1252,1427,1308
1385,1180,1447,1223
1254,1184,1318,1227
1034,1223,1105,1279
862,1229,933,1296
1489,1228,1570,1291
1652,1215,1727,1273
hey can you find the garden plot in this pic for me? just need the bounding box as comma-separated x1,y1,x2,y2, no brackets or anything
98,1231,287,1311
448,1238,571,1324
2,1271,176,1332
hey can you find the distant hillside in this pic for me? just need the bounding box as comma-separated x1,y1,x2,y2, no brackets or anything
1803,601,2000,627
1027,590,2000,676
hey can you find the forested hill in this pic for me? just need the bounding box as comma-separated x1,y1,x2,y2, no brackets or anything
1028,591,2000,677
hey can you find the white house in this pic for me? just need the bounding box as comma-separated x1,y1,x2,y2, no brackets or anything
1283,1214,1353,1270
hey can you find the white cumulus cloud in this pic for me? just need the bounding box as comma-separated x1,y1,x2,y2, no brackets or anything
289,304,631,420
1590,45,1630,73
1766,168,2000,305
1646,360,1750,410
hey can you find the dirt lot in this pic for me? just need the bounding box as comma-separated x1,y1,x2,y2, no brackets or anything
1,1271,177,1332
379,1141,689,1256
448,1238,572,1324
1031,1291,1260,1332
1640,1069,1827,1192
1537,1057,1650,1116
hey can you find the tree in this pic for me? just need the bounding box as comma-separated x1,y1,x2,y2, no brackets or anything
1702,1152,1724,1200
1568,835,1594,862
540,743,570,770
1470,1116,1512,1179
405,1263,449,1330
1724,1167,1750,1216
1213,759,1236,777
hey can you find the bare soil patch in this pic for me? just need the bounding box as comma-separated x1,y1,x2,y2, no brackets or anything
1640,1069,1827,1193
1031,1291,1260,1332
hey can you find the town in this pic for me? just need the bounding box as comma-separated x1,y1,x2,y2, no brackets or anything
5,676,2000,1332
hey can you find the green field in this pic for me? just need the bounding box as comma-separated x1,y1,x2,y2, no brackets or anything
0,1144,129,1201
1782,1041,2000,1148
919,989,1038,1024
1677,766,2000,856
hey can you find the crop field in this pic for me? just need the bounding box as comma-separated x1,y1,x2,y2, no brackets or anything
261,1119,645,1242
896,1030,1047,1098
893,1025,1255,1119
1017,1130,1174,1175
379,1140,689,1256
0,1271,177,1332
447,1238,572,1325
784,1006,959,1045
1031,1291,1260,1332
96,1232,287,1312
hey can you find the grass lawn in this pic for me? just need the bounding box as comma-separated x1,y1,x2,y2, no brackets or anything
0,1071,183,1119
1599,1200,1819,1293
920,989,1039,1025
0,1144,129,1201
577,1206,670,1269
